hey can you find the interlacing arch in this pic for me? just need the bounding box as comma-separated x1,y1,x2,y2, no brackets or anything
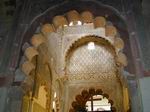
21,10,127,77
19,9,128,112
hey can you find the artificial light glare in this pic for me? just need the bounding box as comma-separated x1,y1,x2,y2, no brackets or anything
64,24,68,27
54,92,57,98
77,21,82,25
53,101,55,108
69,21,82,26
69,22,73,26
87,42,95,50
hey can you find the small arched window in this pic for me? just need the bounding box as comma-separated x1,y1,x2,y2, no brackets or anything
85,95,111,112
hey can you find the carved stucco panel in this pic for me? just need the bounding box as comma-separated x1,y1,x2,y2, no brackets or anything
47,32,63,74
46,23,118,75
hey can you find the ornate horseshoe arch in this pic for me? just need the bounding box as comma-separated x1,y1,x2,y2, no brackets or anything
69,88,116,112
64,33,128,111
18,4,131,111
65,35,116,62
65,35,117,78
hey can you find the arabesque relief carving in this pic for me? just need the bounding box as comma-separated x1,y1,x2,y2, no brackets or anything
19,10,129,112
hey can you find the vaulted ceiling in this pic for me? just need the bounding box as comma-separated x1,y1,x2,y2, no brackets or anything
0,0,149,45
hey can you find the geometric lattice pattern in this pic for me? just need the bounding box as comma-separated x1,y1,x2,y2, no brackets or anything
66,43,116,75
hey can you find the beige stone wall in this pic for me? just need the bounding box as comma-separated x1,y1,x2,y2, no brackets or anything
33,102,46,112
